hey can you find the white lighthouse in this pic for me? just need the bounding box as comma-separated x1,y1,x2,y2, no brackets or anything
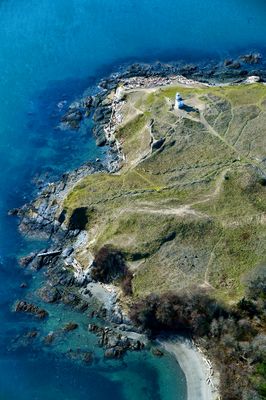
175,92,184,109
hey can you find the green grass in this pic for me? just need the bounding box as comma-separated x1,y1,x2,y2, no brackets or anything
63,83,266,304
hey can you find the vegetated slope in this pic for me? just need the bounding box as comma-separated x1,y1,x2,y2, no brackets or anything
64,83,266,303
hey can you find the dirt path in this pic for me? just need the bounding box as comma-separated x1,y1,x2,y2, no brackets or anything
125,204,206,218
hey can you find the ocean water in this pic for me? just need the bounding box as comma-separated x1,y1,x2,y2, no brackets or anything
1,1,266,399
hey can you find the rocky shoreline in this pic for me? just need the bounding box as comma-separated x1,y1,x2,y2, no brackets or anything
9,54,265,371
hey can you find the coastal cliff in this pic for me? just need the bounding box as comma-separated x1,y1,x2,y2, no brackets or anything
13,62,266,399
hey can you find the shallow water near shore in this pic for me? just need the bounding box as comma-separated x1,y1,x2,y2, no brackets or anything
1,0,266,399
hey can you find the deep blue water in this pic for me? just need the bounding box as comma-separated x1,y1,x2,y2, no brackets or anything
1,0,266,399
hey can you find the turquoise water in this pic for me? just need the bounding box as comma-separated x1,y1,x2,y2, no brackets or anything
1,0,266,399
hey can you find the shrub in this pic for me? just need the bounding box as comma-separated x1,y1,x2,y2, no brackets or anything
120,270,133,295
91,245,126,283
130,291,224,336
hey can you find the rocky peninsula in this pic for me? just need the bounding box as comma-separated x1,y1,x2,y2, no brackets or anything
10,56,266,399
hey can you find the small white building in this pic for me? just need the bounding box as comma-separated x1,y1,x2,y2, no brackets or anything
175,92,184,109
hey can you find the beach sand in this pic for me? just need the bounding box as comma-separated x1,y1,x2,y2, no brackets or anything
160,338,220,400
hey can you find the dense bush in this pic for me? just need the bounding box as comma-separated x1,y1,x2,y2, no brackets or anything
130,291,225,336
130,283,266,400
91,245,126,283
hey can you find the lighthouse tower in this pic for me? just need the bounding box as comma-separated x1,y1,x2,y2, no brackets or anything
175,92,184,109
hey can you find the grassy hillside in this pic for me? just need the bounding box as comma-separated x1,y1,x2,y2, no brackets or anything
64,83,266,303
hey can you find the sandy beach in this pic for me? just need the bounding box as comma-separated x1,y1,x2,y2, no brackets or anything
160,338,220,400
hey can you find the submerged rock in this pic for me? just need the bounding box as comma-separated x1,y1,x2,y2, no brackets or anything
104,347,124,359
152,348,164,357
43,331,56,345
66,349,93,364
63,322,79,332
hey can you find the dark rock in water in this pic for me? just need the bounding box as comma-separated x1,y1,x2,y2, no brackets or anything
83,96,93,108
88,323,98,332
61,109,83,130
93,107,106,122
99,78,117,91
92,94,102,108
104,344,130,359
82,352,93,364
88,323,145,359
152,348,164,357
43,332,56,345
63,322,79,332
8,208,20,216
20,282,28,288
26,330,38,339
179,64,198,75
38,286,61,303
93,125,107,147
14,300,48,319
76,301,89,312
104,347,124,359
27,251,60,271
240,53,262,64
214,68,248,80
30,255,45,270
19,252,37,267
